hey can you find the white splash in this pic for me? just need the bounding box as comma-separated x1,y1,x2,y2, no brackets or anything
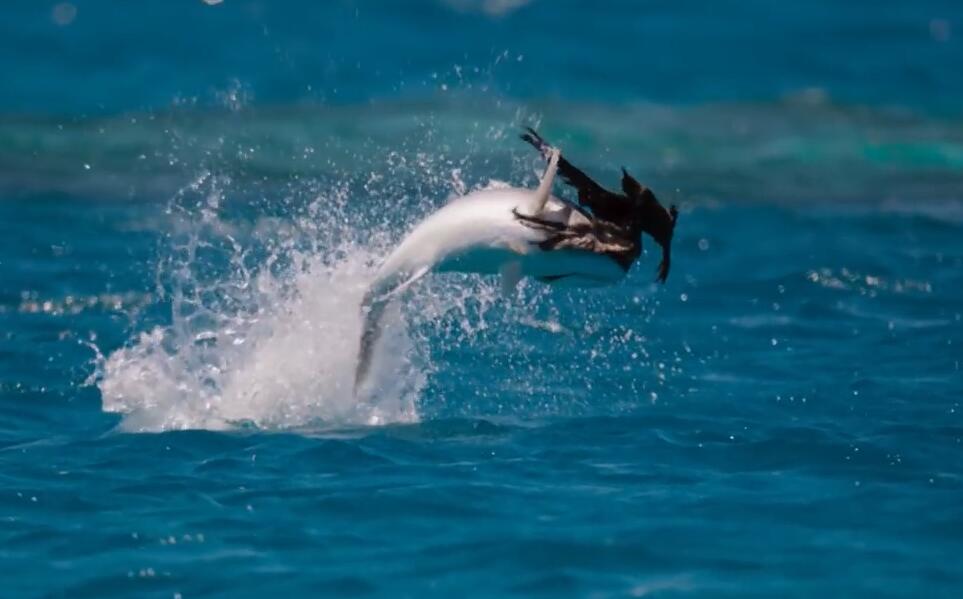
94,174,426,432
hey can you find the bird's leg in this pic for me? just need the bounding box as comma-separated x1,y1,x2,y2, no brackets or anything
520,127,552,159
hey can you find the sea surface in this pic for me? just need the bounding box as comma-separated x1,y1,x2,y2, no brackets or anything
2,1,963,597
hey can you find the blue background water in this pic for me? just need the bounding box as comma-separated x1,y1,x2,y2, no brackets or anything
2,1,963,597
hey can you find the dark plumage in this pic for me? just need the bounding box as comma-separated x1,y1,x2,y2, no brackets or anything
519,127,679,282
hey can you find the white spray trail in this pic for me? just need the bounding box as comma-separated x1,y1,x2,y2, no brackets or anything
95,173,426,432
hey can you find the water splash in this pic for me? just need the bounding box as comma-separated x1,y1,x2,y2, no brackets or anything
95,173,425,432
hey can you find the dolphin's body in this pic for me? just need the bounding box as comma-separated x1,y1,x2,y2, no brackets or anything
355,129,678,391
371,188,627,295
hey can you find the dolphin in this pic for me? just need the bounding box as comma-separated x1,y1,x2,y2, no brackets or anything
355,128,678,391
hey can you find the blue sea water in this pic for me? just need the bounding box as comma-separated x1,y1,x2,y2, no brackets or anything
2,1,963,597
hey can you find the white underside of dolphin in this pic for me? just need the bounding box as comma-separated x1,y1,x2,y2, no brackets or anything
355,150,625,391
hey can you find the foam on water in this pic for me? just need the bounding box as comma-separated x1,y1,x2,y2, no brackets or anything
93,173,427,432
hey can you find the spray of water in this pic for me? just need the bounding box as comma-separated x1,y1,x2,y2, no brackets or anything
94,169,431,432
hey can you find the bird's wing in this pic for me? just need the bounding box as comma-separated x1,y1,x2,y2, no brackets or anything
520,128,631,222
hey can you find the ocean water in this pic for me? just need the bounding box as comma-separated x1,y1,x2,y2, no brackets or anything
2,1,963,597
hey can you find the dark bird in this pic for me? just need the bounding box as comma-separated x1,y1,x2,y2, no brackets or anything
519,127,679,282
